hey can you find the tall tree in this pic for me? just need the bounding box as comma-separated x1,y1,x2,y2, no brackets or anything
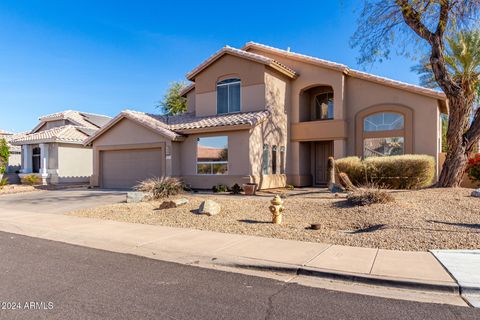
352,0,480,187
413,30,480,153
157,81,188,115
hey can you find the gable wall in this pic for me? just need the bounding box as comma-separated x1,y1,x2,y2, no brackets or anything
193,54,267,116
92,118,168,147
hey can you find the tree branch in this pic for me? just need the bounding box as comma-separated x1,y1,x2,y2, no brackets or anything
435,0,450,36
395,0,434,43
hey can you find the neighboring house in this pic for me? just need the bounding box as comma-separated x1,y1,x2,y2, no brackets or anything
85,42,447,190
11,110,111,185
0,130,26,175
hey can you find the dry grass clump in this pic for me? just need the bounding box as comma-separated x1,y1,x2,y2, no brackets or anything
20,174,42,186
134,177,184,199
347,185,395,206
336,155,435,189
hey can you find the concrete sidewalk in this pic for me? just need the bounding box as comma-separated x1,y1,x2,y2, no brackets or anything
0,209,460,294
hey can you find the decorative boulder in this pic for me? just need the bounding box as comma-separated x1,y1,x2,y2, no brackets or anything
198,200,221,216
126,192,149,203
159,198,189,209
471,189,480,198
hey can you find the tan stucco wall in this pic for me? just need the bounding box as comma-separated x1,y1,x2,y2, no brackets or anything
186,89,196,114
247,46,443,183
345,77,441,175
248,69,290,189
57,144,93,183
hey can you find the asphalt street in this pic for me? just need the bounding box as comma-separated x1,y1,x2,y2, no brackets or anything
0,231,478,320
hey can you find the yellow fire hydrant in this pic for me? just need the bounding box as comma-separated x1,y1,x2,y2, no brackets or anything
269,195,285,224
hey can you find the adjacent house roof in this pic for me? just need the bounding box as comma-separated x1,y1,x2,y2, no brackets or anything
32,110,112,133
0,132,27,152
85,109,271,145
186,46,298,81
10,125,90,145
242,42,447,101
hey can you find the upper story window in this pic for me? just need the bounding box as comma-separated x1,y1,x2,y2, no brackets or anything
314,92,334,120
217,78,240,114
364,112,404,132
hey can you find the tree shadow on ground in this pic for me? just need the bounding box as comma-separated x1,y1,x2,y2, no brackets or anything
346,224,387,234
426,220,480,230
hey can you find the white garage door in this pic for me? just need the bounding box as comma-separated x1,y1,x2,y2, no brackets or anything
101,148,163,189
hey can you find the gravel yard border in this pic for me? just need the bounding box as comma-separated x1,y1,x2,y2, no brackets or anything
68,188,480,251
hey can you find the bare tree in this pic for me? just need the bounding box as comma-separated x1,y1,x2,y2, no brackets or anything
351,0,480,187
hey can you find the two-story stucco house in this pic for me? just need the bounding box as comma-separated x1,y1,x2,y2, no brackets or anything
85,42,447,190
11,110,111,185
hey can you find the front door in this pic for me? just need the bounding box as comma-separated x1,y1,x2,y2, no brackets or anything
32,147,41,173
314,141,333,186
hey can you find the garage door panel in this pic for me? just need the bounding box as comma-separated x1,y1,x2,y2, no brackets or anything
101,149,163,189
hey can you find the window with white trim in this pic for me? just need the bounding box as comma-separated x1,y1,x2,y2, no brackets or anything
217,78,240,114
197,136,228,175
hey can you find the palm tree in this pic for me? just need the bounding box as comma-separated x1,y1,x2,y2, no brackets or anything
413,29,480,180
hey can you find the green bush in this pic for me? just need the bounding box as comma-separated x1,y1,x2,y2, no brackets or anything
134,177,184,199
21,174,42,186
0,138,9,174
0,177,8,189
230,183,242,194
212,184,228,193
335,155,435,189
335,157,365,185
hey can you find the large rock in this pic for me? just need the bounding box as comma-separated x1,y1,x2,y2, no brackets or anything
198,200,221,216
159,198,189,209
471,189,480,198
126,192,149,203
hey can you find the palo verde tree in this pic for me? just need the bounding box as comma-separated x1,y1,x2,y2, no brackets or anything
351,0,480,187
157,81,188,115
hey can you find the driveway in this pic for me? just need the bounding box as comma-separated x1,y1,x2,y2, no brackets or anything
0,188,126,214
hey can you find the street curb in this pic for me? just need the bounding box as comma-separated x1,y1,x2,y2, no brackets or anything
212,258,460,294
298,267,460,294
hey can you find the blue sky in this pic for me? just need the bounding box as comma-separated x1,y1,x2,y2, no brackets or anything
0,1,423,133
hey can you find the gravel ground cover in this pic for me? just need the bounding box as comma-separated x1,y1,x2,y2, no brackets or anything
0,184,38,195
68,188,480,251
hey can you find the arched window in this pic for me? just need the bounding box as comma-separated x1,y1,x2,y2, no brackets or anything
362,112,405,157
314,91,334,120
217,78,240,114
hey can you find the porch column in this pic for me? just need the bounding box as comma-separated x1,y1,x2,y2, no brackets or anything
39,143,49,185
22,145,32,173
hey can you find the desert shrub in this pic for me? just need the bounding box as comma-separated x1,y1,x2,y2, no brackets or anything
230,183,242,194
212,184,228,193
134,177,184,199
336,155,435,189
335,157,365,185
347,185,394,206
21,174,42,185
467,154,480,186
0,177,8,189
